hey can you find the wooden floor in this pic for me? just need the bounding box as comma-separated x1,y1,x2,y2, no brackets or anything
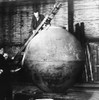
12,82,99,100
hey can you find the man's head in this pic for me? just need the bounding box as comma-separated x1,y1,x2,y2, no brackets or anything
3,53,8,59
34,11,39,18
33,6,39,18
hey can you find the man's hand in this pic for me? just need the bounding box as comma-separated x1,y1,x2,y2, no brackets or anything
0,69,3,74
32,30,36,36
10,68,21,73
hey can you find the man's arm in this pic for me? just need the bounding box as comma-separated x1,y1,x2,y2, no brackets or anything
10,68,21,73
31,15,37,36
31,15,37,30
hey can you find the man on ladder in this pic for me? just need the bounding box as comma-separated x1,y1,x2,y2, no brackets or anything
13,2,62,66
30,5,45,37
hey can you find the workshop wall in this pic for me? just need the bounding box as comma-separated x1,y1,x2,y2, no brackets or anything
74,0,99,38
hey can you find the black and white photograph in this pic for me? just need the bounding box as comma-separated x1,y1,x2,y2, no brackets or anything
0,0,99,100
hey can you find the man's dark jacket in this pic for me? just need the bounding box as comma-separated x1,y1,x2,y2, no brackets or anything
31,14,45,30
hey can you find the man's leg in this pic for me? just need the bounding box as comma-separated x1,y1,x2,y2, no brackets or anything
5,85,13,100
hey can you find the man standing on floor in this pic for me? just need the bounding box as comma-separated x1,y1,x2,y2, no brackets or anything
0,47,13,100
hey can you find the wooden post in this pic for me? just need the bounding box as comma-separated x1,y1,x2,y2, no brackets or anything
0,2,6,46
68,0,74,34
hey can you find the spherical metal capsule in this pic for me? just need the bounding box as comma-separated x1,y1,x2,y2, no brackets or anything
22,26,85,93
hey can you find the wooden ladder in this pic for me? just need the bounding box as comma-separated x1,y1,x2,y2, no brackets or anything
13,2,62,64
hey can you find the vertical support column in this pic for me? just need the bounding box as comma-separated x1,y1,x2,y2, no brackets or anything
20,10,23,44
68,0,74,34
1,2,6,46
